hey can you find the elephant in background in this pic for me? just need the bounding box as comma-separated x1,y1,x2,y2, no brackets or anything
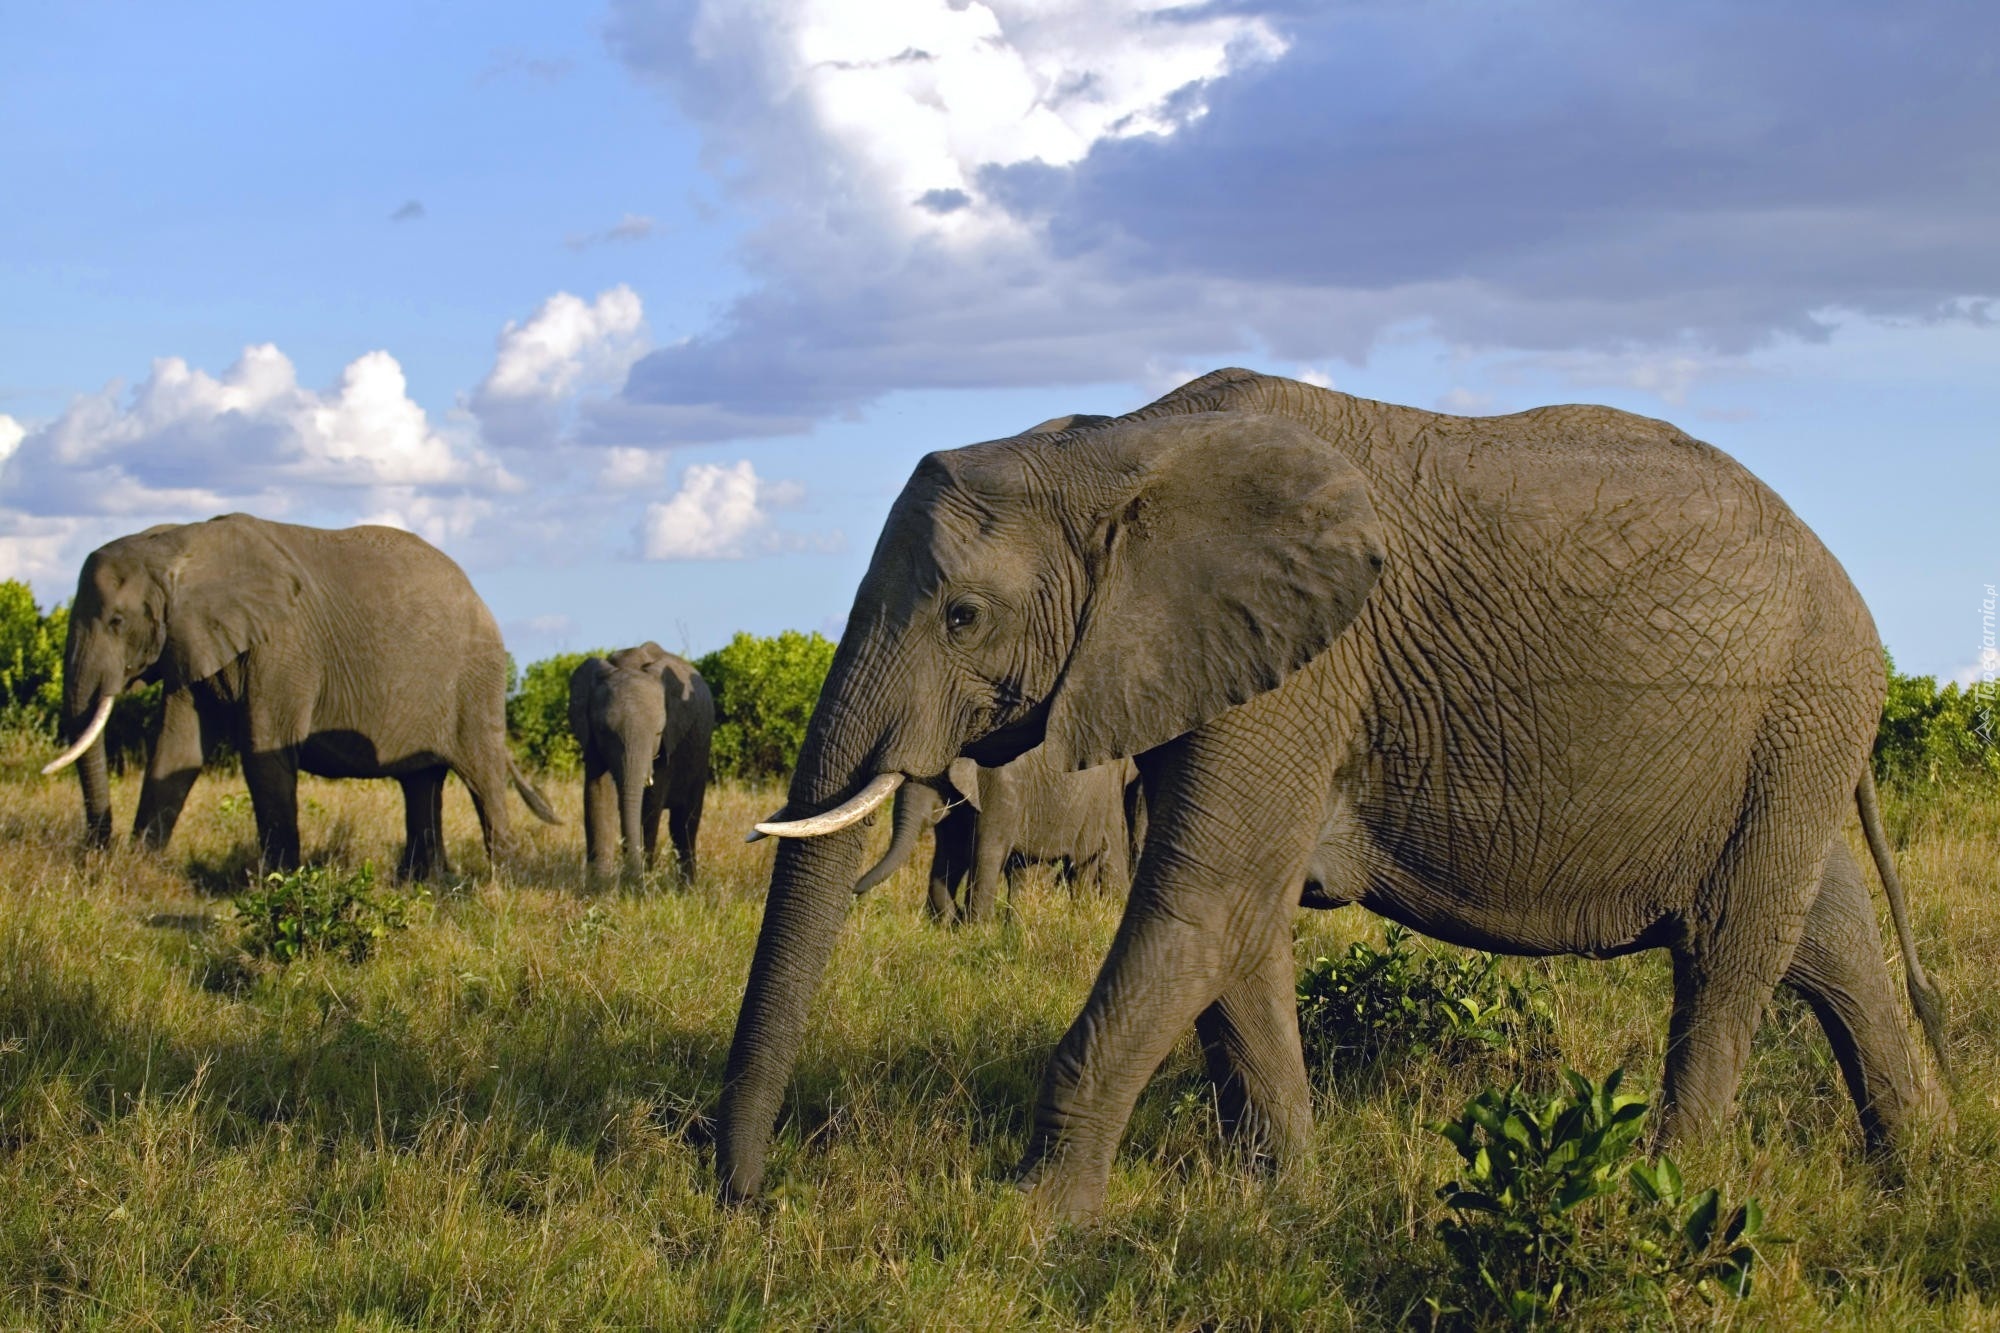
45,513,559,878
721,368,1949,1220
853,750,1143,923
568,643,714,884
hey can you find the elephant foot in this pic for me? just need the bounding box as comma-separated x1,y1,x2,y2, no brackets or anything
1013,1142,1112,1223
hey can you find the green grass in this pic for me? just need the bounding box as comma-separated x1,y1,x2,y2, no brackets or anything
0,739,1995,1329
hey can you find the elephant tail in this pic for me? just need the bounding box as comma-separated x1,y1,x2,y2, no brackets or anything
509,756,563,825
854,784,934,896
1856,769,1951,1084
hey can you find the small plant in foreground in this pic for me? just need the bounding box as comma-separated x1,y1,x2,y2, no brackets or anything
1296,924,1553,1076
230,862,413,964
1430,1068,1772,1328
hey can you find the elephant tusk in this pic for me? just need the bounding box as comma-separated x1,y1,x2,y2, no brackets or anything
749,772,905,841
41,696,115,776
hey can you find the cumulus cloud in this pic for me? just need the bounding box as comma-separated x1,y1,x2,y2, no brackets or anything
1,343,508,521
640,460,783,559
471,286,650,452
607,0,2000,428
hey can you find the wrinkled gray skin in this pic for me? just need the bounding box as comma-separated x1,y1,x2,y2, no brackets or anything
57,513,559,878
568,643,714,884
718,368,1950,1221
854,750,1142,923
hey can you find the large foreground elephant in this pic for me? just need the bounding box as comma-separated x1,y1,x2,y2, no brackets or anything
45,514,558,878
568,642,714,884
721,368,1949,1220
853,750,1142,923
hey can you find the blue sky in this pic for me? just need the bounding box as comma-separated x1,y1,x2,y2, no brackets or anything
2,1,1994,683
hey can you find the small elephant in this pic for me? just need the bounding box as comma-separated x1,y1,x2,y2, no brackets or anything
568,643,714,884
723,368,1951,1220
44,513,559,878
854,750,1143,923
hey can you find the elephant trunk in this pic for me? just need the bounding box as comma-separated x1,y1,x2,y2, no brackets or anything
61,663,117,846
717,826,867,1202
853,784,939,896
620,749,650,880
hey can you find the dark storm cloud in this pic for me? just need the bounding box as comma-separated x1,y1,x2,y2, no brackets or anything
609,0,1999,422
1027,0,2000,349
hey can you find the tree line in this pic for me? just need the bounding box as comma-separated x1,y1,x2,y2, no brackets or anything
2,579,1992,791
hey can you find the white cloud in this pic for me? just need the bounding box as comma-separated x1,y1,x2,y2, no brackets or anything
1436,387,1494,415
472,286,651,453
656,0,1284,239
0,515,88,587
640,459,783,559
356,491,494,548
599,445,669,489
2,343,508,521
480,286,647,402
0,415,23,465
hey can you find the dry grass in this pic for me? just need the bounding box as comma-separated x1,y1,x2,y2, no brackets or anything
0,742,1995,1329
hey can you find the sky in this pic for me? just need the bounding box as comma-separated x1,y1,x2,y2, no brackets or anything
2,1,1995,684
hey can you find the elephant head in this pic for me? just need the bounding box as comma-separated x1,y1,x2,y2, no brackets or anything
46,516,304,839
719,409,1387,1202
570,642,676,880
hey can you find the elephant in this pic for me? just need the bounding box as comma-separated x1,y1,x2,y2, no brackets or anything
44,513,559,878
853,750,1143,923
719,367,1950,1221
567,642,714,884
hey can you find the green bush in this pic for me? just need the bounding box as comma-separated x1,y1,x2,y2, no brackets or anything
1875,652,1999,792
1296,924,1553,1078
694,630,837,782
507,650,605,774
1431,1069,1770,1328
0,579,66,733
230,862,414,965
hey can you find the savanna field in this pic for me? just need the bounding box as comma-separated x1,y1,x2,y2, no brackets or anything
1,725,1996,1330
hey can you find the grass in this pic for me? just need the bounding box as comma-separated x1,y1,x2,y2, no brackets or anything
0,737,1995,1329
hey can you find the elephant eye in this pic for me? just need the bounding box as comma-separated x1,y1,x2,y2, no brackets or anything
106,614,125,631
945,601,981,634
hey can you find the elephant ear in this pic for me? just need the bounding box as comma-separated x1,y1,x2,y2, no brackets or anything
163,515,309,684
945,757,983,812
568,656,612,743
1039,412,1386,771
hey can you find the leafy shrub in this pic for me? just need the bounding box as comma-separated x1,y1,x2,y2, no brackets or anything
1296,924,1553,1077
507,650,605,774
0,580,65,732
230,863,413,964
1875,651,1998,792
1431,1069,1770,1328
694,630,837,782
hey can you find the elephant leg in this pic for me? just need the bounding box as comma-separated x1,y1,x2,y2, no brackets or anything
582,752,619,883
642,780,666,875
396,768,451,880
133,688,210,849
1657,769,1833,1143
240,746,302,873
927,806,972,923
1017,877,1299,1219
965,824,1010,923
668,787,704,885
1194,917,1313,1168
1783,838,1943,1149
